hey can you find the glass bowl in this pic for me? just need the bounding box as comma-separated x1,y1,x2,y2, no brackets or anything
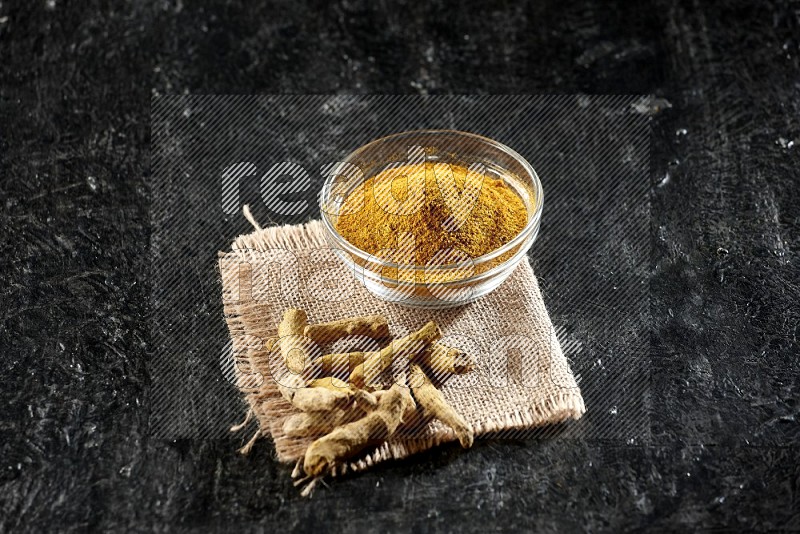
319,129,543,309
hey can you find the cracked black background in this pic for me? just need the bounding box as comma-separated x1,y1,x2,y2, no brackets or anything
1,0,799,531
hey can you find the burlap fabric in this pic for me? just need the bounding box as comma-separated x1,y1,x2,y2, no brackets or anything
220,220,585,474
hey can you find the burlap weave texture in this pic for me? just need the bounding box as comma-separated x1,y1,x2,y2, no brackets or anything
220,220,585,473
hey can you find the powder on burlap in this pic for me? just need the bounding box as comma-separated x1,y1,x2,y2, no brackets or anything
220,220,585,476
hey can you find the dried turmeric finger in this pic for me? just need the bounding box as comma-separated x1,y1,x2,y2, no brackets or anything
409,363,473,448
307,376,350,391
274,309,317,406
303,315,390,345
349,321,441,390
304,351,368,378
307,377,378,409
277,309,312,374
283,408,365,438
420,343,475,375
373,389,417,423
303,383,415,477
284,386,351,412
310,342,469,379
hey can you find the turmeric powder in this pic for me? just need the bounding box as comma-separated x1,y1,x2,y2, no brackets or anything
335,162,528,271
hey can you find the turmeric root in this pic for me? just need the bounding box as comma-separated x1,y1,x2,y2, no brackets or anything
283,386,351,412
282,380,385,437
307,376,352,391
277,309,311,375
373,389,417,423
349,321,441,390
275,309,350,410
309,341,471,379
303,383,415,477
306,351,370,378
283,407,365,438
308,377,378,409
277,376,379,413
409,363,473,448
303,315,390,345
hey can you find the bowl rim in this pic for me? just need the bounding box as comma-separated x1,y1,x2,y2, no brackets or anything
319,128,543,274
329,228,537,289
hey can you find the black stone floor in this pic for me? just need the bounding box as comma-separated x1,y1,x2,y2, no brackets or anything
1,1,798,531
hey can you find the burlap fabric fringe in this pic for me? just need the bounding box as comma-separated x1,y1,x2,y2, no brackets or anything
220,218,585,475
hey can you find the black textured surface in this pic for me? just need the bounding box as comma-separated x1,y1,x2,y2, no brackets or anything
1,0,798,531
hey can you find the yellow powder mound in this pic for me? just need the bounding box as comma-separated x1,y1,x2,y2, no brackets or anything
335,162,527,266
